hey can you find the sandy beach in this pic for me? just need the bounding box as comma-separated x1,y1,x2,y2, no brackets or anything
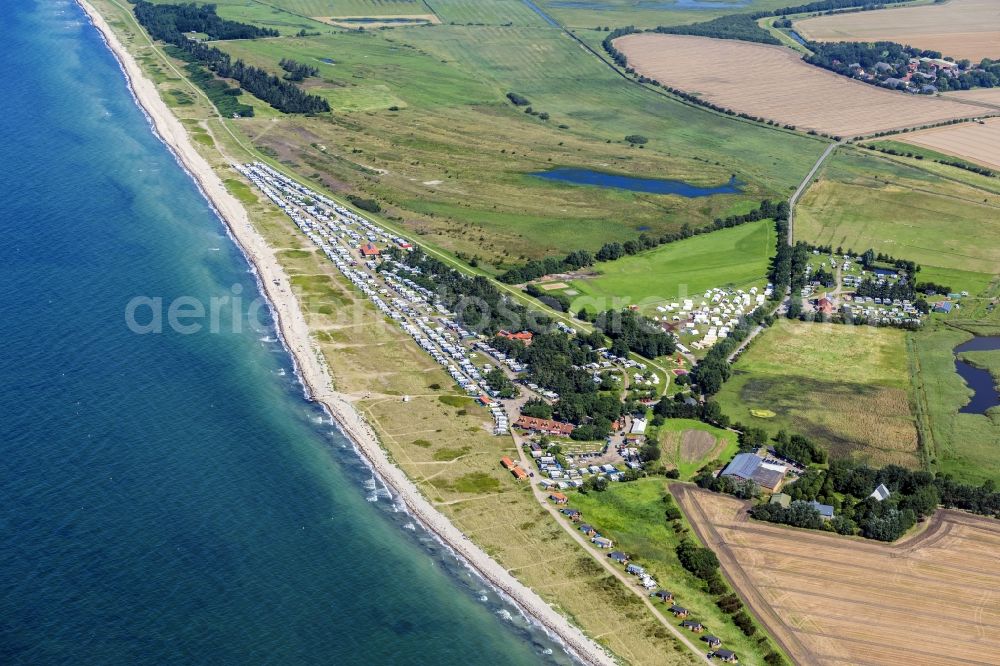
77,2,615,663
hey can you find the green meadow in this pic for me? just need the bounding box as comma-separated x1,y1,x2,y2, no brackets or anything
536,0,795,29
796,148,1000,293
163,0,826,265
715,319,920,467
568,219,775,310
910,324,1000,485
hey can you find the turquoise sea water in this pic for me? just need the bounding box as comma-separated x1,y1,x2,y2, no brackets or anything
0,2,572,663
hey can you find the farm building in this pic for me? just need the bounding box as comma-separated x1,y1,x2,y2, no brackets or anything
809,500,835,520
933,301,953,314
721,453,787,492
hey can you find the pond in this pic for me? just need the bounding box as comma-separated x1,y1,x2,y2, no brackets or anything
953,336,1000,414
530,168,743,197
788,30,808,47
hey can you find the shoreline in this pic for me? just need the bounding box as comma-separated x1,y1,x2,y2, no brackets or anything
76,2,615,664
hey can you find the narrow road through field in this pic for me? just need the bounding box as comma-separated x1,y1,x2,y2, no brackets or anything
788,140,840,246
512,441,713,663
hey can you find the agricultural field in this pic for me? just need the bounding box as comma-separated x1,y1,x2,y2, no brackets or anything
673,485,1000,666
794,0,1000,62
898,117,1000,171
796,147,1000,292
944,87,1000,109
614,33,983,137
568,479,779,665
536,0,794,29
655,418,738,480
715,319,920,467
566,219,775,312
910,323,1000,485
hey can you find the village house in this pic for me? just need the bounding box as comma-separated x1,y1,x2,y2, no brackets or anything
561,508,582,521
515,415,575,437
608,550,629,564
591,536,613,549
653,589,674,603
681,620,705,633
510,466,527,480
871,484,891,501
809,500,835,520
497,330,533,345
548,492,568,505
703,635,722,649
669,605,689,618
714,648,739,663
769,493,791,508
579,523,597,537
359,242,380,257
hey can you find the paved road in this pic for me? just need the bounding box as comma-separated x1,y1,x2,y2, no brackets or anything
788,141,840,246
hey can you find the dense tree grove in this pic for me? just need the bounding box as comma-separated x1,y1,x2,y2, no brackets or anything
652,15,780,45
593,309,676,358
767,0,916,15
279,58,319,81
505,92,531,106
772,430,827,465
132,2,330,114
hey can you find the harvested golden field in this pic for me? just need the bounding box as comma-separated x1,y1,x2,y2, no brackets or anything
944,87,1000,110
615,33,980,137
679,429,717,463
900,117,1000,170
795,0,1000,62
673,486,1000,666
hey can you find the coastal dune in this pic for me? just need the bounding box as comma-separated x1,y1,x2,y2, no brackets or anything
76,2,614,663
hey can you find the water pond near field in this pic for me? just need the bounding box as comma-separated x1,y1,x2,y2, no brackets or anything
954,336,1000,414
531,168,743,197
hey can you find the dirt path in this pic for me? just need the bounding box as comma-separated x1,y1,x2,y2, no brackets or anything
513,437,712,663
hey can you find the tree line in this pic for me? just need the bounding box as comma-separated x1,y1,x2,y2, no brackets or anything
652,14,780,45
132,2,330,114
861,144,996,178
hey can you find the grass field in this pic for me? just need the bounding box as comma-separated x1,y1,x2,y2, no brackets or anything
568,479,777,665
910,323,1000,485
796,147,1000,291
537,0,795,29
184,4,826,265
615,33,982,137
674,486,1000,666
567,219,775,312
715,319,920,467
795,0,1000,62
899,118,1000,171
655,418,738,480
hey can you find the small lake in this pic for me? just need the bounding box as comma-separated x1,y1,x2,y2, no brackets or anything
788,30,808,47
953,336,1000,414
531,168,743,197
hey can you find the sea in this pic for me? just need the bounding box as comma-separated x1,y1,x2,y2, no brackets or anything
0,2,573,664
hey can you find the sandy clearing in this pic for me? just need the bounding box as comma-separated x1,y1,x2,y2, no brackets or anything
673,485,1000,666
795,0,1000,62
615,33,983,137
900,117,1000,170
539,281,570,291
78,2,613,663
